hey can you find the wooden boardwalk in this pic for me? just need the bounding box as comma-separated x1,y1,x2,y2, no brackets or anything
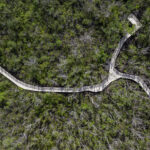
0,14,150,97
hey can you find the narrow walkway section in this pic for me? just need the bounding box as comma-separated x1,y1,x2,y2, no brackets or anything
0,14,150,97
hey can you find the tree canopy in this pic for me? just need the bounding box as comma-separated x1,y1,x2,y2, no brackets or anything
0,0,150,149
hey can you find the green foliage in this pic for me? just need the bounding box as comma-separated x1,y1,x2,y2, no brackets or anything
0,0,150,149
96,48,109,63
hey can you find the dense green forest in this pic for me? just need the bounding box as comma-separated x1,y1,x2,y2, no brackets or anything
0,0,150,149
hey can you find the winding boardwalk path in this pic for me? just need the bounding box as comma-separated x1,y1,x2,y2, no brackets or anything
0,14,150,97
